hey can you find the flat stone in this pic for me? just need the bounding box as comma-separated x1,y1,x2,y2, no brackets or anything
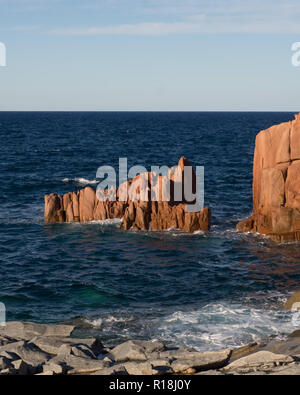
223,351,294,373
159,347,198,361
110,341,148,363
129,340,165,355
263,339,300,356
196,369,225,375
122,361,155,375
30,336,103,356
49,354,110,374
149,358,171,367
240,371,268,375
0,322,74,341
230,343,262,362
91,365,129,375
42,362,63,375
171,348,232,373
35,371,54,375
269,363,300,375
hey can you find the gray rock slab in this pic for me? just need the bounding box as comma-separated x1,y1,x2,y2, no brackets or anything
50,354,111,374
263,339,300,356
0,341,51,368
223,351,294,373
171,348,232,373
0,322,74,341
269,363,300,375
91,365,129,375
30,336,102,356
110,341,148,363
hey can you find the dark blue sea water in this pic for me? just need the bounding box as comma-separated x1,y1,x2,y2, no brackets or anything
1,111,300,351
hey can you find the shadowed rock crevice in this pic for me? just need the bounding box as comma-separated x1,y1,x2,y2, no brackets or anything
44,157,211,233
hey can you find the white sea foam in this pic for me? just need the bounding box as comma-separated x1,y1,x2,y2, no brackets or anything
81,297,296,352
157,302,296,351
62,177,98,186
84,318,103,328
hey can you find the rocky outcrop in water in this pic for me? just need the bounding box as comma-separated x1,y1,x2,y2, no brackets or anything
44,157,211,233
237,114,300,242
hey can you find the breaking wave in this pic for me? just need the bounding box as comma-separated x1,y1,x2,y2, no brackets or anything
62,177,98,186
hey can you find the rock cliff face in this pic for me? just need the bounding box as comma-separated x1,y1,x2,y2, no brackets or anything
44,157,211,233
237,114,300,242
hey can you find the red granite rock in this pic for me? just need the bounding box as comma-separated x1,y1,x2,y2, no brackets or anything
237,113,300,242
44,194,65,223
44,157,211,233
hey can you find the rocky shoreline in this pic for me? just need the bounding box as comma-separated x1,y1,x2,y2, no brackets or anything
0,320,300,375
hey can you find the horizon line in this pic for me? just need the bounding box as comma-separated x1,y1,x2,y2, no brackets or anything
0,110,298,113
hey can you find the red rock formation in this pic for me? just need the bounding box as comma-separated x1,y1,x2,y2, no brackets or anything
237,113,300,242
44,157,211,233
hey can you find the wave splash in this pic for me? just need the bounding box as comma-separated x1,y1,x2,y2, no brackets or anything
79,299,296,352
62,177,98,186
158,302,295,351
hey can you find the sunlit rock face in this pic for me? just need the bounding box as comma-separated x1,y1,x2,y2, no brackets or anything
237,114,300,242
44,157,211,233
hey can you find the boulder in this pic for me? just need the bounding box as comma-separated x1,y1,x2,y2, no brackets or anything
170,348,232,373
222,351,294,373
125,340,165,356
0,341,51,374
263,335,300,356
237,113,300,242
49,354,110,375
57,343,96,359
121,361,155,375
42,362,63,375
110,340,148,363
29,336,103,356
284,291,300,310
44,157,211,233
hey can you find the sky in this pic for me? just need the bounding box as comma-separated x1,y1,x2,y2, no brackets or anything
0,0,300,111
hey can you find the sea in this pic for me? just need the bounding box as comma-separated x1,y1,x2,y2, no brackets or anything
1,111,300,351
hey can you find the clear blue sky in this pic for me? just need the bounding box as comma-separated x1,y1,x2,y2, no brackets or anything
0,0,300,111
